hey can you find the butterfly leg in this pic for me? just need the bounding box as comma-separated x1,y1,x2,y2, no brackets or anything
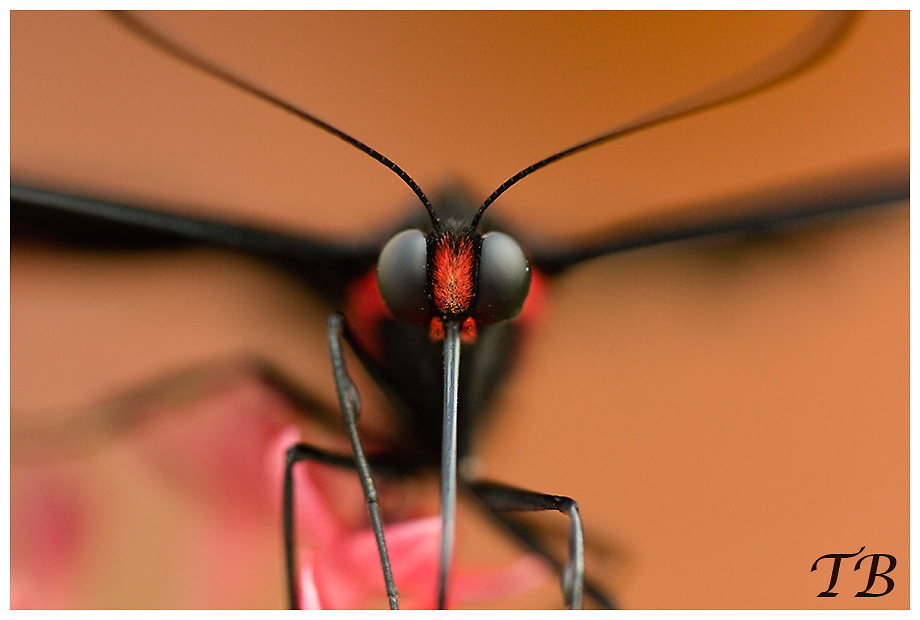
283,443,367,609
465,479,617,609
323,312,399,610
464,480,585,609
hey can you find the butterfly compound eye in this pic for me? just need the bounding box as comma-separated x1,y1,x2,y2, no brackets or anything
474,231,531,324
377,229,430,323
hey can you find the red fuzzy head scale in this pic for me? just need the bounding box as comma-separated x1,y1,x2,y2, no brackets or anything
430,235,477,316
429,316,478,344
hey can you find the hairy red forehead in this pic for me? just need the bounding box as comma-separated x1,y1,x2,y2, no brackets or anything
430,236,476,316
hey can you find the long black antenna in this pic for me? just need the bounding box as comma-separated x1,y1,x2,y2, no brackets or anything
468,10,858,230
107,11,442,232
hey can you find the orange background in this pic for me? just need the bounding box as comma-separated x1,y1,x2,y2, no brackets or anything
11,11,908,608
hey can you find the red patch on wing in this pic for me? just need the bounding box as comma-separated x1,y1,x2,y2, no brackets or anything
431,236,476,315
516,267,546,330
344,267,393,360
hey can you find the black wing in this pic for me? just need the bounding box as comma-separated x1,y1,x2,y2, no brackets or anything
11,183,380,298
13,154,909,287
527,157,909,275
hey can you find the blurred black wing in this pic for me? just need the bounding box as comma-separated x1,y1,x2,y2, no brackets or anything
13,155,909,286
528,158,909,274
11,183,380,297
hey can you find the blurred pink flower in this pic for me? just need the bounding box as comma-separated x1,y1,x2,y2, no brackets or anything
10,473,88,609
11,366,301,609
269,426,551,609
11,367,550,608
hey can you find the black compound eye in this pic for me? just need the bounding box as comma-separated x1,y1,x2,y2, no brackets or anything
474,231,531,324
377,229,430,324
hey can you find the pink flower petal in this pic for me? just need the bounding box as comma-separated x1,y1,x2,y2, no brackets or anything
270,424,551,609
453,554,551,601
132,372,299,515
298,549,324,610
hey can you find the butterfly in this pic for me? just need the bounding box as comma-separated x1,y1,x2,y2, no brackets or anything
11,10,908,609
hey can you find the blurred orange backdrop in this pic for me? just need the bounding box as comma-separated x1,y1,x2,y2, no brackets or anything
11,11,908,609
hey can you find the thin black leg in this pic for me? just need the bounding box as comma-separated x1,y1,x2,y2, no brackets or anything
326,313,399,610
468,487,618,609
283,440,424,610
283,443,360,609
466,480,616,610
